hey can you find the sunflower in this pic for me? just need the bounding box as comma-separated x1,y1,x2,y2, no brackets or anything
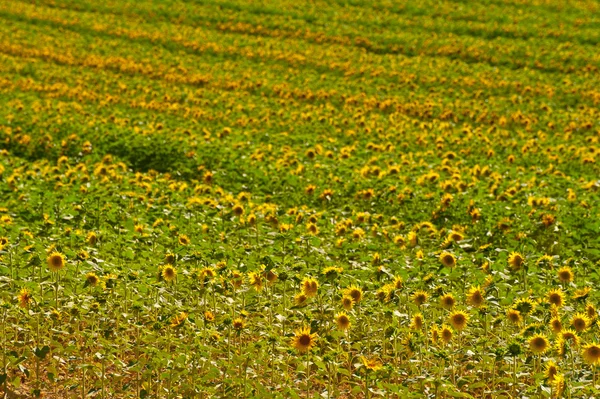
410,313,424,330
85,272,99,287
439,251,456,268
440,293,456,310
17,288,32,308
231,270,244,289
165,253,175,264
291,326,318,353
178,234,191,246
557,266,574,283
560,329,580,346
232,318,246,331
571,313,590,332
582,343,600,365
341,295,354,311
552,373,565,397
335,312,351,330
392,276,403,290
466,286,485,308
449,311,469,331
361,356,382,371
294,293,308,306
232,204,244,216
508,252,525,271
47,251,66,272
301,278,319,298
170,312,188,328
529,334,550,354
86,231,97,246
440,325,453,345
344,285,363,304
550,316,562,333
204,311,215,323
412,290,429,306
586,303,597,320
514,298,536,315
546,288,565,308
162,265,177,282
506,308,523,325
248,272,263,292
322,266,343,280
544,361,559,382
573,287,591,302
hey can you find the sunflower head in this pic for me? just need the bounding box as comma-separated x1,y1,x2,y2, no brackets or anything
85,272,99,287
467,286,485,308
440,293,456,310
439,251,456,268
582,343,600,365
47,251,66,272
412,290,429,306
301,277,319,297
571,313,590,332
341,295,354,310
508,252,524,270
162,265,177,282
547,288,565,308
17,288,32,308
557,266,574,283
291,326,318,353
344,285,363,304
506,308,523,325
529,334,550,354
449,310,469,331
361,356,382,372
335,312,351,330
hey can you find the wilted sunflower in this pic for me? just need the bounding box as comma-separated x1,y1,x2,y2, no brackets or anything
47,251,66,272
466,286,485,308
162,265,177,282
529,334,550,354
582,343,600,365
439,251,456,268
301,277,319,298
546,288,565,308
335,312,351,330
508,252,524,270
291,326,318,353
557,266,574,283
17,288,32,308
449,311,469,331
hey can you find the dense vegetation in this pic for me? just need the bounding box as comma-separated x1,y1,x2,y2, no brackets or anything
0,0,599,397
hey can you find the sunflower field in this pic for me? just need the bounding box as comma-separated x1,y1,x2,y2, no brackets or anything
0,0,599,398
